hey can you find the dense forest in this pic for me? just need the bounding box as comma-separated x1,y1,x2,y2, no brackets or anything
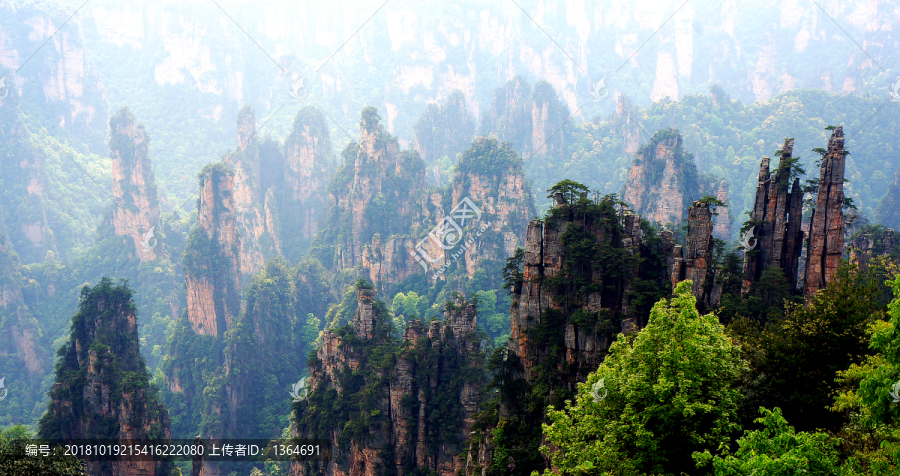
3,0,900,475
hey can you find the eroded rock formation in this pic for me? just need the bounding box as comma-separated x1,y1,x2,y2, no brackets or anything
293,286,484,476
671,201,716,308
413,90,475,186
713,180,733,241
38,279,172,476
184,163,241,337
108,107,161,262
623,129,700,227
224,106,282,276
848,227,896,269
741,139,805,293
804,127,846,296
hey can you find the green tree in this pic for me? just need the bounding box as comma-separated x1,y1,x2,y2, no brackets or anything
546,179,590,205
539,281,748,475
0,435,87,476
693,407,846,475
832,273,900,474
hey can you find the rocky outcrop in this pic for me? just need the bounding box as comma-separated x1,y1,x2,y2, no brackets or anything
38,278,172,476
469,194,670,474
614,94,642,157
0,239,44,376
623,129,700,227
530,81,570,158
314,107,427,275
741,139,805,293
184,163,241,337
875,169,900,231
224,106,282,276
713,180,733,241
804,127,846,296
413,91,475,186
848,227,896,269
108,107,161,262
671,201,716,308
294,286,483,476
479,76,533,151
281,107,332,260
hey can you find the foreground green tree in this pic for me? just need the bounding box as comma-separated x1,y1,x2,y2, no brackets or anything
694,407,846,475
538,281,748,475
832,273,900,474
0,434,87,476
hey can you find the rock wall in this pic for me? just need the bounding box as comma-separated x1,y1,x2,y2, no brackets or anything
671,201,715,307
293,288,483,476
875,169,900,231
38,279,172,476
804,127,846,296
184,164,241,337
848,227,896,269
281,107,332,260
224,106,282,276
108,106,161,262
479,76,533,151
413,90,475,186
713,180,733,241
623,129,699,227
741,139,805,293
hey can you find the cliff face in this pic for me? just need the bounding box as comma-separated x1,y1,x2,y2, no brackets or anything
0,3,108,150
671,201,716,308
184,164,241,337
713,180,733,241
108,107,161,262
614,94,642,157
281,107,332,261
469,194,670,475
530,81,570,158
875,169,900,230
805,126,846,296
623,129,700,227
0,240,43,375
480,76,533,151
224,106,282,276
741,139,805,292
38,279,172,476
848,227,897,269
293,286,484,476
413,91,475,186
313,107,427,277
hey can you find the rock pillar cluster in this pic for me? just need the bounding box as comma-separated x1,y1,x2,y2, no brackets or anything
741,139,805,293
